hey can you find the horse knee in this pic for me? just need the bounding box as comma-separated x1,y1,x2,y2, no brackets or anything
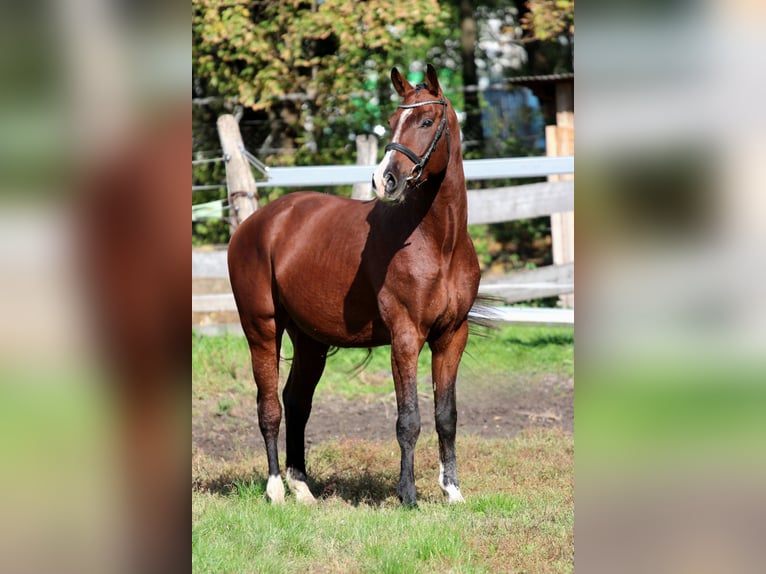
434,403,457,439
257,398,281,437
396,405,421,447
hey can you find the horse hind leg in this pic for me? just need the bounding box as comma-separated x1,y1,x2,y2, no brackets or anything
246,322,286,504
283,330,328,504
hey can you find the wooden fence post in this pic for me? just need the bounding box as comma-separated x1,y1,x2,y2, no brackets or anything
351,134,378,200
217,114,258,232
547,124,574,308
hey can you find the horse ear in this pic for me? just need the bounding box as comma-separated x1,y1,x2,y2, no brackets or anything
391,67,413,97
425,64,441,97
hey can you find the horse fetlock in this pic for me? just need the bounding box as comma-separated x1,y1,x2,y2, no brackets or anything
438,462,464,503
266,474,286,504
397,481,418,507
286,468,316,504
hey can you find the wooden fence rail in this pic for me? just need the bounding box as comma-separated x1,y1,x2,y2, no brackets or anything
467,181,573,225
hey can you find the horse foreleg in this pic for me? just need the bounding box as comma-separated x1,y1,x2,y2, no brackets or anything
390,327,425,506
283,330,328,504
248,333,285,504
429,321,469,503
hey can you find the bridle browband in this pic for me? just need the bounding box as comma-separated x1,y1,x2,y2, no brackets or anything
384,98,450,185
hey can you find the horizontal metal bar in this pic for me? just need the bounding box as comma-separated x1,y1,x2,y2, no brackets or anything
257,156,574,188
192,157,224,165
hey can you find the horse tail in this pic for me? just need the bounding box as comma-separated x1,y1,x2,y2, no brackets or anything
317,346,373,378
347,348,374,379
467,294,505,334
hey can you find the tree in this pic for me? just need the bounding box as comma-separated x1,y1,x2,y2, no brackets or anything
193,0,453,168
515,0,574,122
521,0,574,44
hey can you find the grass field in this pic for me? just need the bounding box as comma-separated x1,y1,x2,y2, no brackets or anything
192,325,574,401
192,325,574,573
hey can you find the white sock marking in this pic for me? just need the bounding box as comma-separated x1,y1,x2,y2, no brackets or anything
286,469,316,504
438,462,465,503
266,474,285,504
445,484,465,504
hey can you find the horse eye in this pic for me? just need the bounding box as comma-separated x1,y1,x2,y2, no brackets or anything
421,119,434,128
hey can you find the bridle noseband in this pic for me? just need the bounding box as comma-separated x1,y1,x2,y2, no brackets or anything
384,99,450,185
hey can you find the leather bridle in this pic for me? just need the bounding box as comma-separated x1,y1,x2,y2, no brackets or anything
384,99,450,185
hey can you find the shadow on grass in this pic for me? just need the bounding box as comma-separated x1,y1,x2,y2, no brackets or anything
312,470,396,506
193,471,268,497
194,469,396,506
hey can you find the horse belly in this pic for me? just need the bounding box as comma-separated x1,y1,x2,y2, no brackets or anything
276,259,389,348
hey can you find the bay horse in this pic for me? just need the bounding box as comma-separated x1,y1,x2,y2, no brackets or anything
227,64,480,506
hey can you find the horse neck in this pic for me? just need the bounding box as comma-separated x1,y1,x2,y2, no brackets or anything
418,125,468,244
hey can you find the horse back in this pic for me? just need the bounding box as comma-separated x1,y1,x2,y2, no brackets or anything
228,192,385,345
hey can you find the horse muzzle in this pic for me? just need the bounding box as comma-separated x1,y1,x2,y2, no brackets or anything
372,166,407,204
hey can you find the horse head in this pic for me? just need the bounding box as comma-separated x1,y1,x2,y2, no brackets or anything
372,64,453,204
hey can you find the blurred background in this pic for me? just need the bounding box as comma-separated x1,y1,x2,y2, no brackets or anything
1,0,765,572
0,1,188,572
576,1,766,572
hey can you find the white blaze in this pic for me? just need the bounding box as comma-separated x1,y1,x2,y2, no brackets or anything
372,108,413,198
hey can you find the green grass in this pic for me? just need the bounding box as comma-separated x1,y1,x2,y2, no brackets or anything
193,432,574,574
192,325,574,400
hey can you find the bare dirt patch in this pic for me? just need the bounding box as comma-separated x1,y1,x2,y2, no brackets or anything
192,373,573,461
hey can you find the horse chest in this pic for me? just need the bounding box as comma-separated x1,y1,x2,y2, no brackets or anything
378,247,470,330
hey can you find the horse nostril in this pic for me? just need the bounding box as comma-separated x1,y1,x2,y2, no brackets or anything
371,176,376,191
384,172,397,194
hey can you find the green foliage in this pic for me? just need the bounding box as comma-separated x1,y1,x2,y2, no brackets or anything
192,219,229,246
521,0,575,42
193,0,454,167
469,216,553,276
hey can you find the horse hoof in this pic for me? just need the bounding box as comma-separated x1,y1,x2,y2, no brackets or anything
266,474,285,504
397,487,418,507
286,469,316,504
444,484,465,504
